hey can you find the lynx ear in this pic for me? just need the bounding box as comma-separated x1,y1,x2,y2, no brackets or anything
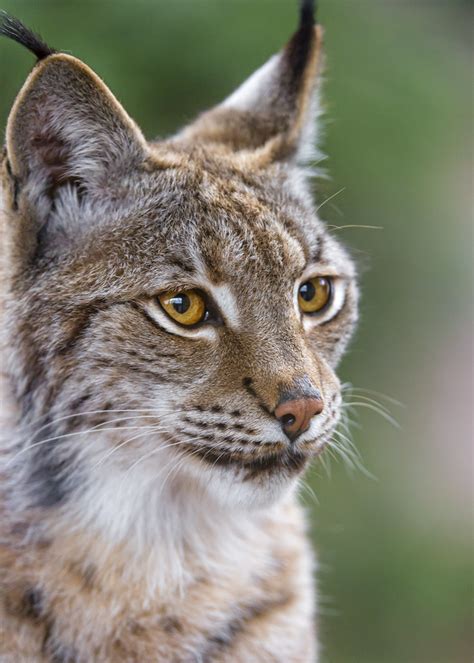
5,52,147,226
178,0,323,167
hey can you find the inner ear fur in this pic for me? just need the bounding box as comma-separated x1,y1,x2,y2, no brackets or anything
6,53,147,205
177,22,324,167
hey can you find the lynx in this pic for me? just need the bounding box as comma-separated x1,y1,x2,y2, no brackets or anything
0,1,358,661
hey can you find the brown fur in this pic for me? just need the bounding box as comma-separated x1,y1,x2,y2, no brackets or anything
1,500,315,662
1,6,358,661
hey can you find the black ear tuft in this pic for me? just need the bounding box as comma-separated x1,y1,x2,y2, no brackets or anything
299,0,317,28
286,0,319,88
0,11,56,60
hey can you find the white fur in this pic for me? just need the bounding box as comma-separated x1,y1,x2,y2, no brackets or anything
47,428,300,598
222,55,280,112
206,282,240,329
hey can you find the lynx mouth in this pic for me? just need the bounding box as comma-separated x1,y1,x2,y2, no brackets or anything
181,440,323,480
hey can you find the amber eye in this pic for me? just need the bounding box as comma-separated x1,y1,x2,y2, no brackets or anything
158,289,207,327
298,277,332,314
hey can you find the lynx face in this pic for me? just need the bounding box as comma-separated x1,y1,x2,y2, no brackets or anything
1,9,358,516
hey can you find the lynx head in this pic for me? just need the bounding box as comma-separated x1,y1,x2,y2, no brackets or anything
0,1,358,534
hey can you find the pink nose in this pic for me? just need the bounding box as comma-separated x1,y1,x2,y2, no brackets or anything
274,397,324,440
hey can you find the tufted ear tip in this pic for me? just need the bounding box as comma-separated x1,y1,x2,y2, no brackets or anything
299,0,317,28
283,6,323,92
176,2,324,168
0,11,56,60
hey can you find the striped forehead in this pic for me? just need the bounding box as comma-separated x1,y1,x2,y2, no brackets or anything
192,215,309,285
176,219,310,332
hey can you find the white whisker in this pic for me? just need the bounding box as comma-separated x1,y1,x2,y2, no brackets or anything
6,424,162,467
20,408,162,437
316,187,346,213
342,401,400,429
328,224,383,231
90,426,165,470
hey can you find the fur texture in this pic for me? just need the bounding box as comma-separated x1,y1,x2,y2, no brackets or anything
0,4,358,661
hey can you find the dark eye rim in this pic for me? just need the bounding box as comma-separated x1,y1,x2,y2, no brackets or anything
298,276,333,316
156,288,222,329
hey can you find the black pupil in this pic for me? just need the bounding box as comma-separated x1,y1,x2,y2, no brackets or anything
299,281,316,302
171,293,190,314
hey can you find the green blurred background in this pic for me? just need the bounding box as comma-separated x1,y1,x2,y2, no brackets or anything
1,1,472,661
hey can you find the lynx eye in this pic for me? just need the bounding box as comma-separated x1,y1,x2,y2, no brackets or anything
298,277,332,314
158,289,207,326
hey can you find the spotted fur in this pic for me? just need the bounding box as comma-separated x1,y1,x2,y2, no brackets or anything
0,2,358,661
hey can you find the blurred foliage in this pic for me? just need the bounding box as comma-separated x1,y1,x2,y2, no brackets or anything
1,1,472,662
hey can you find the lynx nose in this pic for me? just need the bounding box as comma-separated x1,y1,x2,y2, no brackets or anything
275,395,324,441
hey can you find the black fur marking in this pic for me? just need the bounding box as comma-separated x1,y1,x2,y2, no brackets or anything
283,0,319,99
287,23,315,89
42,621,77,663
53,306,101,357
243,448,307,480
181,430,216,444
182,444,239,467
183,416,210,429
299,0,317,28
222,435,254,446
27,421,79,508
184,442,307,477
22,588,44,620
69,393,92,412
205,621,242,652
233,423,257,435
202,593,293,656
5,587,45,621
0,11,56,60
